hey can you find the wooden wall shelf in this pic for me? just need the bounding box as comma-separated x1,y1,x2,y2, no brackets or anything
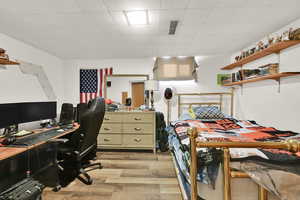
222,72,300,86
0,58,20,65
221,41,300,70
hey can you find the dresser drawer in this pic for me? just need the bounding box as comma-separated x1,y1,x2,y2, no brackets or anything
123,124,153,134
123,113,153,123
123,135,153,147
103,113,122,123
98,134,122,145
100,123,122,134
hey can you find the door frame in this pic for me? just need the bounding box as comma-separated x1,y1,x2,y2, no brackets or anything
104,74,149,99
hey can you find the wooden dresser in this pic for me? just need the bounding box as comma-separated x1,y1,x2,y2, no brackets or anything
98,111,156,153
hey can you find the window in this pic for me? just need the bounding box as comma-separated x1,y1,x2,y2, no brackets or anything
153,57,198,81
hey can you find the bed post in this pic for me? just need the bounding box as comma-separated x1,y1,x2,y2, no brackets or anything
258,186,268,200
223,148,231,200
189,127,198,200
178,95,181,118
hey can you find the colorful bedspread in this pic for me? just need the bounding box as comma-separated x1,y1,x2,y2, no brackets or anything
168,118,300,189
172,118,300,162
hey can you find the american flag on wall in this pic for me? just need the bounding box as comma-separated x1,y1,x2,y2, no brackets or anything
80,68,113,103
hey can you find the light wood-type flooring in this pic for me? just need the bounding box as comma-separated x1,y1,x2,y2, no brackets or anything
43,151,182,200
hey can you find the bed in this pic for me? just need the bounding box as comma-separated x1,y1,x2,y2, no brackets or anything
168,91,300,200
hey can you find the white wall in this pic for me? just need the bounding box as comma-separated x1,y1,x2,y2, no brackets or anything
106,76,147,103
63,58,154,105
63,55,231,121
230,18,300,132
0,33,64,129
156,55,232,121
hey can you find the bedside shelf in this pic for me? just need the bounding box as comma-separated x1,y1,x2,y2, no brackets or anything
222,72,300,86
0,58,20,65
221,41,300,70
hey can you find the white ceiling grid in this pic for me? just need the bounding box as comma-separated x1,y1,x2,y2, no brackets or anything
0,0,299,59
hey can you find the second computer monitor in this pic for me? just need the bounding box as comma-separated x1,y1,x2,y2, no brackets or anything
19,102,57,124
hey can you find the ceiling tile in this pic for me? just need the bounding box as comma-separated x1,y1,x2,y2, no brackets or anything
75,0,107,12
188,0,218,9
0,0,81,13
1,0,300,59
160,0,190,9
103,0,161,11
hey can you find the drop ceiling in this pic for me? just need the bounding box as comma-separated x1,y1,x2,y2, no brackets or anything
0,0,299,59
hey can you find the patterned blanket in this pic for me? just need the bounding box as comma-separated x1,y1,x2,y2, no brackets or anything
171,119,300,163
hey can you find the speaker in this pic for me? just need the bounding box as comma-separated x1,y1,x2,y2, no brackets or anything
164,88,173,100
59,103,74,125
75,103,88,123
125,98,132,106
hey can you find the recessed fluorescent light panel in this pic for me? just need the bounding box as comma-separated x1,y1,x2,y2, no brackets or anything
124,10,149,26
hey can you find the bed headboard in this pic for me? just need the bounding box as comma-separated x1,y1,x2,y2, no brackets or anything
177,89,234,118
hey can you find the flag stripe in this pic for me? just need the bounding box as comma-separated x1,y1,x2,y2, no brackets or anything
100,69,103,97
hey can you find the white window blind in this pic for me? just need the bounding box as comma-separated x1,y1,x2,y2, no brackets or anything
153,57,198,81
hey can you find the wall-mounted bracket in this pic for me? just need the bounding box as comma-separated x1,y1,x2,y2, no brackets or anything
269,77,281,93
18,60,57,100
275,78,281,93
239,84,243,96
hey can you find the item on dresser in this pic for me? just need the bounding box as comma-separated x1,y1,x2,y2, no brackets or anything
217,74,231,85
242,69,261,80
289,28,300,40
275,35,283,43
106,103,119,112
125,98,132,106
259,63,279,75
0,48,9,60
257,41,265,51
268,35,275,45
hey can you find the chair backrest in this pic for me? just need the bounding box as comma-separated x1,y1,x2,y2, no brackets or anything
75,103,88,123
60,103,74,125
77,98,105,154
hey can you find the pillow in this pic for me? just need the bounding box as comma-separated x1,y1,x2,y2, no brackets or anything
179,113,194,121
193,106,226,119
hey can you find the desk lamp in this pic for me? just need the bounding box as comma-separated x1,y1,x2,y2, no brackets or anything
145,80,159,111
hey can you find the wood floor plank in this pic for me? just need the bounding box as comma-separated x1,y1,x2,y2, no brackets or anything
42,151,181,200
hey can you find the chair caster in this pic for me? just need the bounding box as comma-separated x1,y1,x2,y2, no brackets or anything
87,179,93,185
52,185,61,192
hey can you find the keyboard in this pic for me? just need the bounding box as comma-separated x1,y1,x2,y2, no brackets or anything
12,128,62,146
0,178,45,200
14,130,32,137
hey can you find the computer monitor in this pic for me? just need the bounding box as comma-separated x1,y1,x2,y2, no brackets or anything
19,102,57,124
0,103,19,129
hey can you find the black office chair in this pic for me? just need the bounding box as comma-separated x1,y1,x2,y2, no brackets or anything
75,103,88,124
57,97,105,187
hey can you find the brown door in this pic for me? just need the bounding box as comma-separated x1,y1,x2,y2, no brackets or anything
131,82,145,108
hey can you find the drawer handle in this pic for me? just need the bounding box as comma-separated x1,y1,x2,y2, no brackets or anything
104,138,111,142
104,117,110,120
104,127,111,131
134,138,142,142
134,117,142,121
134,128,142,131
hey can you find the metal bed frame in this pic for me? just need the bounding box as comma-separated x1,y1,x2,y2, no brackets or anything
188,127,300,200
174,90,300,200
177,89,234,118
